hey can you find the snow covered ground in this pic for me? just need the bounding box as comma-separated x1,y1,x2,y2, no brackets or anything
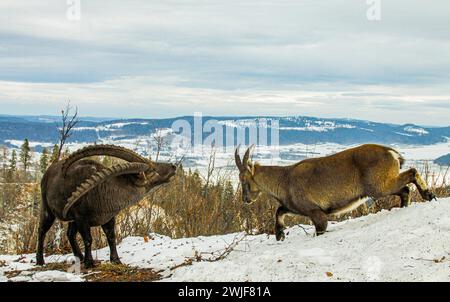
1,199,449,282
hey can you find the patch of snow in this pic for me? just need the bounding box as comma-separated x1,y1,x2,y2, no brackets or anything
72,126,99,132
395,132,414,137
163,199,450,281
7,270,83,282
32,271,83,282
1,199,449,282
4,140,54,148
217,119,356,132
404,126,429,136
395,140,450,160
72,122,150,132
279,121,356,132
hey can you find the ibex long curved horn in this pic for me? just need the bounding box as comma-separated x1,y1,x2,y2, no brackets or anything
234,144,243,171
62,145,150,176
63,162,154,218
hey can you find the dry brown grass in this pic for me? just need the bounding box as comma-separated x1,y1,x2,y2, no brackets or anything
4,262,161,282
2,158,449,256
84,263,162,282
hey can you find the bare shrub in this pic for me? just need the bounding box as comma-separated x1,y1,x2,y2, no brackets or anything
3,155,449,255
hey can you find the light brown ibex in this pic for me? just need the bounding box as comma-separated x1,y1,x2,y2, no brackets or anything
235,144,436,241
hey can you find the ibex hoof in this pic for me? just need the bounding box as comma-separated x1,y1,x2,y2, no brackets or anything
422,190,436,201
36,259,45,266
83,259,95,269
275,231,285,242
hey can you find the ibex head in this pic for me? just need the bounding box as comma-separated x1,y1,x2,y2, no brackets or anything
142,162,177,187
235,145,261,204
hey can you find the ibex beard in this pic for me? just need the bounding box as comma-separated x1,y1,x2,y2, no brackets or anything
235,144,436,241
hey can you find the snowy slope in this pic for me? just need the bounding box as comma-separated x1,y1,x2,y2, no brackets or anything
1,199,449,282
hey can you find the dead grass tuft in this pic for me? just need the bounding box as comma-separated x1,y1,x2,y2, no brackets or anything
4,262,161,282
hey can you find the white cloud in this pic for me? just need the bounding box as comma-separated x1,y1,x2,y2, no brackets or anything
0,77,448,125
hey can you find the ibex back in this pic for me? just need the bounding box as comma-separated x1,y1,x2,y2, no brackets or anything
235,144,436,241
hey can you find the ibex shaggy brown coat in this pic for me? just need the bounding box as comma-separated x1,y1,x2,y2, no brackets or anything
37,145,177,267
235,144,436,241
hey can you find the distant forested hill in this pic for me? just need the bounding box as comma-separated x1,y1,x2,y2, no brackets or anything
0,115,449,149
434,153,450,166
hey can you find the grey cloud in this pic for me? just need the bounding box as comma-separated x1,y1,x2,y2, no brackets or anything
0,0,449,125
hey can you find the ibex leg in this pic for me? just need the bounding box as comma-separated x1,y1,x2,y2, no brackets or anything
309,209,328,236
36,207,55,266
409,168,436,201
275,206,290,241
398,186,412,208
67,222,84,261
388,168,435,201
77,223,94,268
101,217,121,264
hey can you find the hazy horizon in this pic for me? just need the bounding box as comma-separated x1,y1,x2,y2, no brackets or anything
1,112,449,128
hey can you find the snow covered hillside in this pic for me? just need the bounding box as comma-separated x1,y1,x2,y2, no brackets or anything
1,199,449,282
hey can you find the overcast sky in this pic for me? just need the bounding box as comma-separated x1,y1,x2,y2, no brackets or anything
0,0,449,126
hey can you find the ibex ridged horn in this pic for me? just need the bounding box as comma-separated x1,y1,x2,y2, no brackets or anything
63,162,150,218
243,144,255,167
62,144,150,176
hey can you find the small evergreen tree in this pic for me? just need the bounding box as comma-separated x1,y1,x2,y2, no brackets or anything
40,148,49,174
9,150,17,172
6,150,17,182
51,144,59,163
0,147,8,180
20,139,32,172
223,180,235,203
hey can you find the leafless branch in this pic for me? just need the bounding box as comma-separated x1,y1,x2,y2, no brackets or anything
153,129,166,162
199,233,247,262
57,101,78,160
169,233,247,271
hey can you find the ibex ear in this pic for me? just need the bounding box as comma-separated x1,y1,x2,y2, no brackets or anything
247,161,258,176
147,170,161,181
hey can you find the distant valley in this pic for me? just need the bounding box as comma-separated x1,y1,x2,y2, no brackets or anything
1,115,449,151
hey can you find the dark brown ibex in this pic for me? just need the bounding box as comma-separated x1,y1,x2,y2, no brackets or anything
235,144,436,241
37,145,177,267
